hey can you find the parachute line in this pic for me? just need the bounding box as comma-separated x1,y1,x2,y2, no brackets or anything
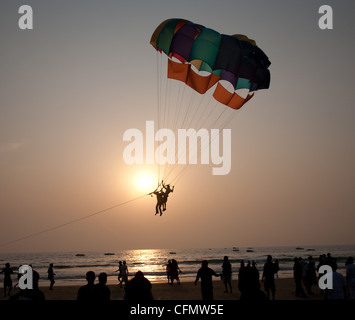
0,194,148,249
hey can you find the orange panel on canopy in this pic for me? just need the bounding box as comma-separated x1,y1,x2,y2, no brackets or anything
213,82,233,106
228,92,246,110
186,68,220,94
167,58,189,83
168,59,251,108
168,59,220,94
213,82,253,109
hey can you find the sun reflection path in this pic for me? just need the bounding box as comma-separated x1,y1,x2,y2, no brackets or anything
125,249,168,283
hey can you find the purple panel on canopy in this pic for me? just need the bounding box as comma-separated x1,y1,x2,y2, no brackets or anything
169,23,204,61
220,70,238,88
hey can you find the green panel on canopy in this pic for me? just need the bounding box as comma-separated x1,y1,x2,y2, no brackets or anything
236,78,251,90
190,28,221,70
194,61,222,76
156,19,180,55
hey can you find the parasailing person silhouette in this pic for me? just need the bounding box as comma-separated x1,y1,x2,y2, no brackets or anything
149,180,175,216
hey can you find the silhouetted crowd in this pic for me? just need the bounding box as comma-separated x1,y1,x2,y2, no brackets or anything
1,252,354,300
293,253,355,299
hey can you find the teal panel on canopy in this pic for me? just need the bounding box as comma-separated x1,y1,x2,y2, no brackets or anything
198,61,222,76
212,69,222,77
199,61,213,73
236,77,251,90
190,28,221,70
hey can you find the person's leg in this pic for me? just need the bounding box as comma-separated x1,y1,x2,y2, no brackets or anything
295,279,300,296
271,284,276,300
265,284,270,300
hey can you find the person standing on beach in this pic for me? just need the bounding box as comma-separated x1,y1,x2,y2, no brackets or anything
115,261,123,287
261,255,279,300
166,260,172,284
95,272,110,300
293,257,306,298
304,256,317,294
47,263,56,290
77,271,97,300
194,260,220,300
120,261,129,287
0,263,13,297
171,259,181,285
221,256,232,293
124,271,153,301
238,260,246,295
346,257,355,299
325,261,347,300
10,270,45,301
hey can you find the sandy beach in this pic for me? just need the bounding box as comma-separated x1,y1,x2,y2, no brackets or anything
1,278,324,300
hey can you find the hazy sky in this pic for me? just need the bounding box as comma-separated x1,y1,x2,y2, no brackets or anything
0,0,354,253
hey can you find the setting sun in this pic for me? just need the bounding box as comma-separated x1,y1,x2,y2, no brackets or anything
135,172,157,194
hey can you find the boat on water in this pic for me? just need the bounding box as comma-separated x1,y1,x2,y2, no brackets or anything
104,253,115,255
75,254,85,257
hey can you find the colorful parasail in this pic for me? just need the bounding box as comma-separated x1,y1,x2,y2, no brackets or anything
150,18,271,110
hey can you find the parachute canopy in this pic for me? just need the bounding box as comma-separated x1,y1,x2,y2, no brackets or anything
151,18,271,110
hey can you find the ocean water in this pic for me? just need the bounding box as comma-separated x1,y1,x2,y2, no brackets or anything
0,245,354,286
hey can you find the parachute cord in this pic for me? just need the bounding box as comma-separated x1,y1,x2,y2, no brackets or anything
179,88,195,130
164,91,214,182
170,162,192,186
156,51,161,184
164,87,194,181
172,81,187,134
186,89,212,130
170,106,243,186
0,194,149,249
161,80,185,181
195,98,219,130
164,86,205,181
